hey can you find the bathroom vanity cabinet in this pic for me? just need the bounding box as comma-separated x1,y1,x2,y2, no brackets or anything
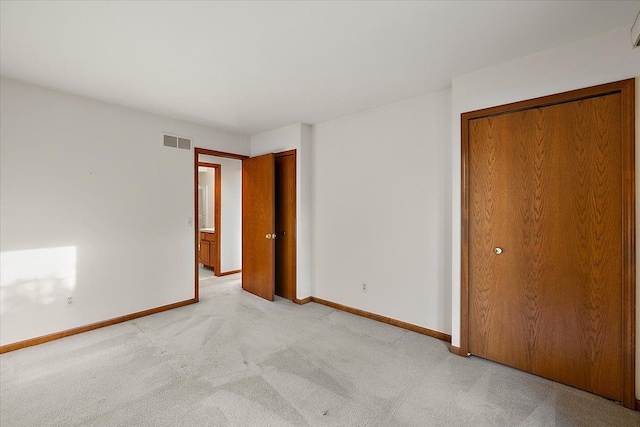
199,230,217,270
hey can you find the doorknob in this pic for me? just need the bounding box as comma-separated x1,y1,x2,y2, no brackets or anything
271,234,276,239
494,247,503,255
266,234,277,239
266,234,271,239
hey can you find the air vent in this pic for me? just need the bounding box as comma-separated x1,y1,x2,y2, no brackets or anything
163,133,192,150
163,135,178,148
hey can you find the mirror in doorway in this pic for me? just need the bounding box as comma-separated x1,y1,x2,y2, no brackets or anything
197,166,215,232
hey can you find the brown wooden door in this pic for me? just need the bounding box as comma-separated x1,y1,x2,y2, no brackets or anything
242,153,275,300
275,152,296,300
468,93,625,401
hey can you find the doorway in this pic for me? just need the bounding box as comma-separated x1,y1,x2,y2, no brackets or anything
194,149,246,301
459,79,635,408
193,148,298,303
197,162,221,275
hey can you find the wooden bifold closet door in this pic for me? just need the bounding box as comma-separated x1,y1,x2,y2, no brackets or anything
463,79,635,408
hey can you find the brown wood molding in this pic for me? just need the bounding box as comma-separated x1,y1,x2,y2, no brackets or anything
219,269,241,276
0,299,197,354
274,149,297,158
193,148,200,301
293,296,312,305
310,297,451,343
461,79,633,120
195,148,249,160
460,78,636,409
620,79,636,411
197,162,221,168
214,165,222,276
448,345,467,356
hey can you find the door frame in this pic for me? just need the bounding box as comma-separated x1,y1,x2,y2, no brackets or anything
197,162,221,276
193,148,248,302
459,79,635,408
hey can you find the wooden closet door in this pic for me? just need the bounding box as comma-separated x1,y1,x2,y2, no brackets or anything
468,93,624,401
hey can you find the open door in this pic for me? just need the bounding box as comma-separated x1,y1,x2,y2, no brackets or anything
242,153,275,300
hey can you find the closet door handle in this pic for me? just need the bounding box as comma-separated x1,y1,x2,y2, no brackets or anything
494,247,503,255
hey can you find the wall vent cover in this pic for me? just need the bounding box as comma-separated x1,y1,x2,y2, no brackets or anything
163,135,178,148
163,134,192,150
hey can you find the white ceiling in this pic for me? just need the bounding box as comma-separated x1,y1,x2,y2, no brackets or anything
1,1,638,135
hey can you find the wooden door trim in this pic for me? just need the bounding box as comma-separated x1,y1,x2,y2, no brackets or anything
197,162,222,277
459,78,635,409
275,149,297,158
196,148,249,160
194,148,248,302
218,269,241,276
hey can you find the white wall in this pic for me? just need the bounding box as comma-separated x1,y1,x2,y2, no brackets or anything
207,169,215,228
311,89,452,334
250,123,313,299
449,25,640,395
199,155,242,273
300,124,313,300
0,78,250,345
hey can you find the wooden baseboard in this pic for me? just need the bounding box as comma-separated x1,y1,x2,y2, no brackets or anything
293,296,312,305
310,297,451,343
219,269,241,276
448,345,468,356
0,298,197,354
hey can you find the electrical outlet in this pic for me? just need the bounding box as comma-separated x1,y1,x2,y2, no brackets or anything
67,296,73,305
362,283,367,292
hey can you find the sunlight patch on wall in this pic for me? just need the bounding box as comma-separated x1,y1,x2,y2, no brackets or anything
0,246,76,313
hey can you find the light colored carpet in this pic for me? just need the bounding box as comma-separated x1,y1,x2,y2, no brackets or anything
1,274,638,426
199,264,216,281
